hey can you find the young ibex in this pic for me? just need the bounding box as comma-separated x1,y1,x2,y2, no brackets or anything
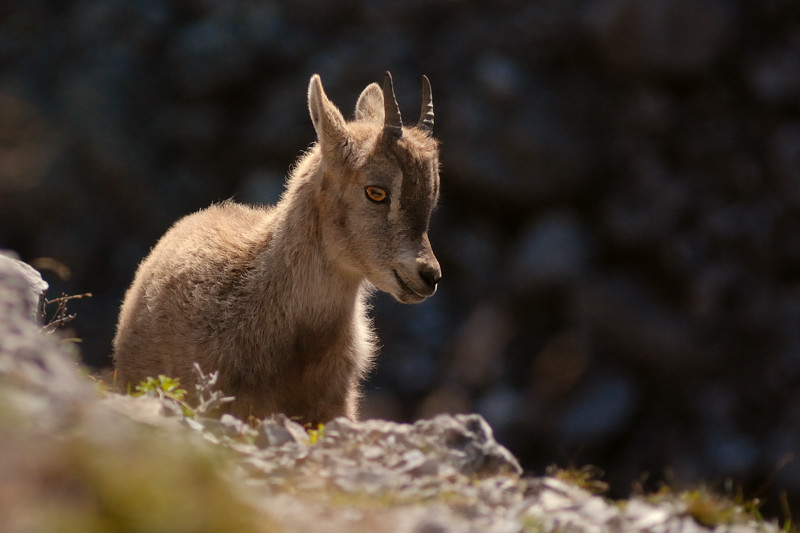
113,72,441,424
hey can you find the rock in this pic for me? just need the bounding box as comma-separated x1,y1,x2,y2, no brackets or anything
578,276,707,373
557,371,639,445
771,206,800,281
0,92,60,193
474,52,523,101
166,7,257,98
0,319,783,533
769,123,800,196
0,251,48,324
746,42,800,107
523,478,622,533
416,414,523,477
447,303,514,389
587,0,735,75
255,413,309,448
238,168,285,206
0,250,92,419
101,393,185,429
599,160,689,247
475,385,526,435
505,92,594,202
228,413,524,498
439,223,505,300
511,210,592,289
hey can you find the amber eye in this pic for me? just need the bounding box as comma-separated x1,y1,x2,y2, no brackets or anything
365,186,388,203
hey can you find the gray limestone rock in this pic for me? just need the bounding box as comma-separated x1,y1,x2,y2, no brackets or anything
0,250,91,422
0,251,48,325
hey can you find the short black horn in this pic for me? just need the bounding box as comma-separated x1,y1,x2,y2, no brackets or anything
419,75,434,133
383,71,403,138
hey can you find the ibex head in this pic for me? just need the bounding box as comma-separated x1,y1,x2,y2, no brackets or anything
307,72,441,303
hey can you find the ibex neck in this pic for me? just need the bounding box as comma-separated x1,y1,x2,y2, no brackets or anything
268,151,363,309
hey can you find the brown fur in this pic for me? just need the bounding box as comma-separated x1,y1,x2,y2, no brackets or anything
112,73,441,424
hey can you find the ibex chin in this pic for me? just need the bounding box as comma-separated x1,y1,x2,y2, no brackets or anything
113,72,441,424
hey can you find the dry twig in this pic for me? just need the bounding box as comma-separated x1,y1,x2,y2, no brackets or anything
42,292,92,333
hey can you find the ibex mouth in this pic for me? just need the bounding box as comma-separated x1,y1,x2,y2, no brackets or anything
392,270,428,302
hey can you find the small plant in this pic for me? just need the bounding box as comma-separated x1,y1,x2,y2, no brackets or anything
546,464,609,495
680,487,748,526
132,375,194,416
685,485,778,528
644,483,774,529
307,423,325,445
134,375,187,401
780,490,795,532
129,366,235,419
191,363,235,417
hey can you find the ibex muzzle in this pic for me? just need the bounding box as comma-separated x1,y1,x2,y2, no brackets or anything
113,72,442,424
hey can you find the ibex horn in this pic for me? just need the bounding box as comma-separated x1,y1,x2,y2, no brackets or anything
419,75,434,133
383,71,403,138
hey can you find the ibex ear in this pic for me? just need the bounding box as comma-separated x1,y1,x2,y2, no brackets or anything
354,83,384,125
308,74,348,151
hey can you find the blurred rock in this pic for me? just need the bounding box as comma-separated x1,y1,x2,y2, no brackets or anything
475,385,526,435
238,168,285,206
703,431,759,475
0,251,48,324
505,91,594,202
557,370,639,445
588,0,735,75
69,0,170,49
244,78,313,157
578,276,707,373
441,222,506,300
0,92,59,192
769,122,800,197
746,36,800,106
166,8,257,98
155,103,223,147
360,389,405,421
0,249,90,402
474,53,523,101
447,303,514,389
255,413,309,448
417,385,472,419
600,160,689,247
384,344,438,395
511,210,592,289
771,206,800,282
529,331,590,402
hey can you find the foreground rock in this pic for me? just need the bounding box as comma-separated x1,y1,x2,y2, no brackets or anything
188,413,780,533
0,257,782,533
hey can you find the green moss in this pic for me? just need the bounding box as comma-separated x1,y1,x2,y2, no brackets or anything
643,484,771,529
681,487,751,526
546,464,609,495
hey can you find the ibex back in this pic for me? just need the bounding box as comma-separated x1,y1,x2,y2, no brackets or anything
112,72,441,424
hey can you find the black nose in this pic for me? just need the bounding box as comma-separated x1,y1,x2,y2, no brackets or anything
419,265,442,291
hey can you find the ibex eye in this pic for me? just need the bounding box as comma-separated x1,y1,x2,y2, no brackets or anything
365,186,388,203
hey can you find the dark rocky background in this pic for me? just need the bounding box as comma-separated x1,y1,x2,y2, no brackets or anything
0,0,798,520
